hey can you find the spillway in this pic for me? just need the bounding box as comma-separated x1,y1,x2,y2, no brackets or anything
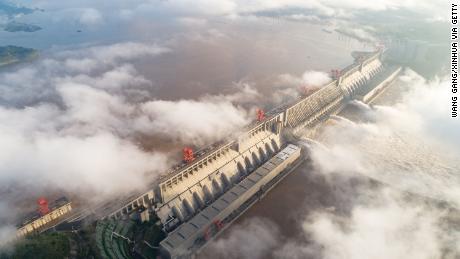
159,144,301,258
94,49,402,259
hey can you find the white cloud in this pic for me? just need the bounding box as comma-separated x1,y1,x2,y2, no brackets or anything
0,41,259,246
202,83,261,104
63,64,151,90
135,97,252,146
285,14,322,23
160,0,237,16
277,73,304,88
79,8,103,26
0,42,169,107
155,0,447,20
59,42,170,73
310,70,460,207
277,70,331,89
177,17,208,27
274,241,319,259
302,188,450,259
301,71,332,88
300,69,460,258
205,69,459,259
0,130,168,197
205,218,279,259
336,27,377,42
119,9,134,20
271,87,300,106
0,225,16,249
31,0,448,28
270,70,331,105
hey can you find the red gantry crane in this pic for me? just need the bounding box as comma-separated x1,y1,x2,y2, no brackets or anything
331,69,341,80
256,109,265,122
183,147,195,163
37,197,50,216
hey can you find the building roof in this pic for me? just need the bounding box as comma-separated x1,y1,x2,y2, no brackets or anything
161,144,300,252
17,197,71,228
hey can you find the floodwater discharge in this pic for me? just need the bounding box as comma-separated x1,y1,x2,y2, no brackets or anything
200,75,460,258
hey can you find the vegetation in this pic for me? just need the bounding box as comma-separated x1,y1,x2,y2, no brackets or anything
143,222,166,248
0,46,38,67
0,2,34,18
73,223,100,259
134,220,166,259
4,22,42,33
0,232,70,259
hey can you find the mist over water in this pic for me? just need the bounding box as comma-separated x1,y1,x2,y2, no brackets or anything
202,69,460,258
307,67,460,207
306,71,460,258
342,123,460,206
0,12,369,248
0,0,456,257
0,2,369,209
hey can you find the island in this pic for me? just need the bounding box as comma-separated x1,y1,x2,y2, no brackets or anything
0,2,34,18
0,46,38,67
4,21,42,32
0,2,43,33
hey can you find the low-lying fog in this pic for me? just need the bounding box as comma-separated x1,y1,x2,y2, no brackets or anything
0,1,455,258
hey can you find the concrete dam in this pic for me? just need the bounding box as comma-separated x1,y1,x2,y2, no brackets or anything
99,50,401,258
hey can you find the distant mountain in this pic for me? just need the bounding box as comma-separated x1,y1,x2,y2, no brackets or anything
0,45,38,67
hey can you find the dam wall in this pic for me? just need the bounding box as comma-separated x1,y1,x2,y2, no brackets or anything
157,131,283,227
104,50,398,228
362,66,402,103
159,144,302,259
